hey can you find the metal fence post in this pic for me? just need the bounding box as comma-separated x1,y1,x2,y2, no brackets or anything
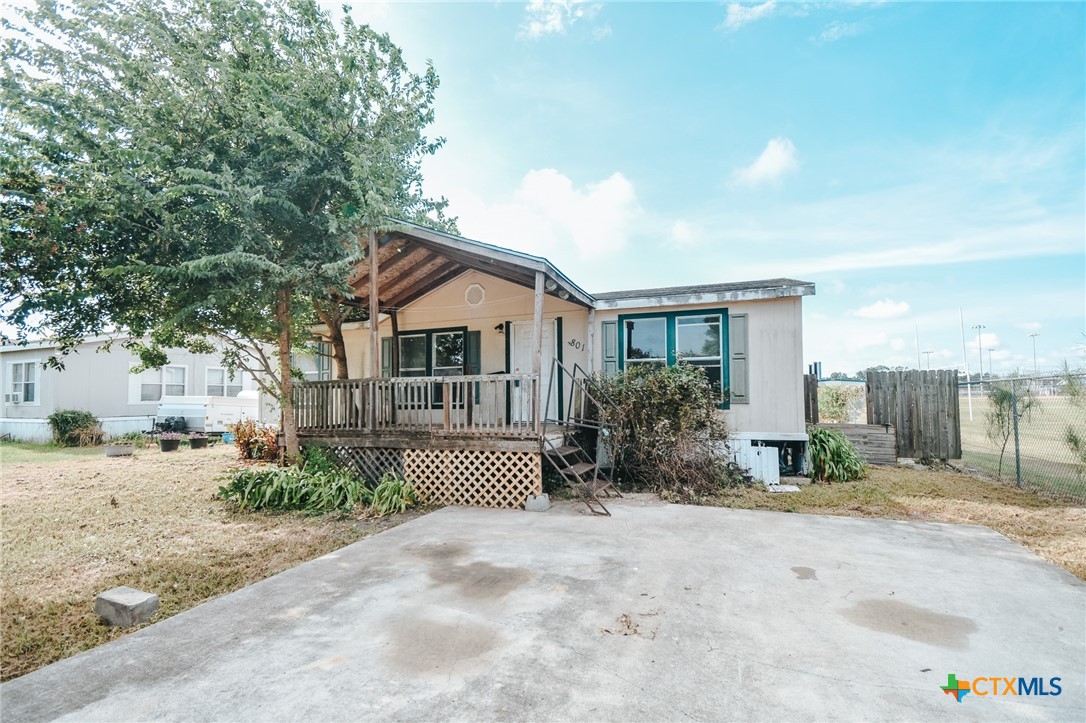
1011,380,1022,488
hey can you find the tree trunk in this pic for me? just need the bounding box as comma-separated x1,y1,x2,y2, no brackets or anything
313,300,350,379
331,325,349,380
277,286,300,463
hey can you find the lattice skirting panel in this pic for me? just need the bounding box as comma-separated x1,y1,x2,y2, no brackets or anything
317,445,541,509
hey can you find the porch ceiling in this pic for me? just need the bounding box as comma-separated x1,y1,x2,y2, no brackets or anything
347,223,594,312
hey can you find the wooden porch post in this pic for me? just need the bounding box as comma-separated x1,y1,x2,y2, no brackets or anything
587,308,596,375
368,229,379,379
532,271,545,432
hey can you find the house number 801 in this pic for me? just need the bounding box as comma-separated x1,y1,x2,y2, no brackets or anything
568,339,585,351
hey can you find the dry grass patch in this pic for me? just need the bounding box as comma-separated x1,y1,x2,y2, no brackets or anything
1,443,419,681
711,465,1085,580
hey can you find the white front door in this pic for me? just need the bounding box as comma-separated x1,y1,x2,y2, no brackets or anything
510,320,558,423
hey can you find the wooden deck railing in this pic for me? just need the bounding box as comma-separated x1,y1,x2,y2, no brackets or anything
293,374,541,438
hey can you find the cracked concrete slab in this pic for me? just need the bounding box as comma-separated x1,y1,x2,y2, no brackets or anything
2,501,1083,721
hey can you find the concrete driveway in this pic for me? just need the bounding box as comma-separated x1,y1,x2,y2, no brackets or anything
3,498,1083,721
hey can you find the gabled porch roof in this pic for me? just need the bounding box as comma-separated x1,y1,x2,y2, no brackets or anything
348,219,594,311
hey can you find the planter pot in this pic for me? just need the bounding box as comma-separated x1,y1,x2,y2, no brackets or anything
189,437,208,449
159,439,180,452
104,444,135,457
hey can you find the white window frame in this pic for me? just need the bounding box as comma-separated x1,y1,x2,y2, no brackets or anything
206,367,245,397
5,360,41,406
134,365,188,403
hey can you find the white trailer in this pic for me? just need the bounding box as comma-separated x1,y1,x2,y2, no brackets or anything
156,391,260,433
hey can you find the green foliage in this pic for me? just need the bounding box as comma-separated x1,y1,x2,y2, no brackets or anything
808,426,866,482
228,419,279,462
1,0,454,456
1061,364,1086,479
985,382,1038,480
818,385,863,423
217,465,370,513
46,409,101,447
594,363,744,499
370,472,418,516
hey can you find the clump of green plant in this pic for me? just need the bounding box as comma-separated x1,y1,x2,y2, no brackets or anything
370,471,417,516
985,382,1038,480
228,419,279,462
594,362,745,500
46,409,102,447
113,431,147,448
1061,364,1086,480
808,426,866,482
217,464,370,513
817,384,864,423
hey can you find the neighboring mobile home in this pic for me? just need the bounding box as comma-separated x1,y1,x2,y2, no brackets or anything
294,220,814,508
0,337,265,443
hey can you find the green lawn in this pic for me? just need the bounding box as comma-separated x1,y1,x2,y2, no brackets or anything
0,440,104,465
959,394,1086,502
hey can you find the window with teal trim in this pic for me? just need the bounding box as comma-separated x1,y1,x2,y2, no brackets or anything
618,308,729,406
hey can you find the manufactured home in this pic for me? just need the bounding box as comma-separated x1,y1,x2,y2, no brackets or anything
0,337,268,443
294,221,814,509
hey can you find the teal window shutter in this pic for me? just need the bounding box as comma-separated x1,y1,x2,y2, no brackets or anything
728,314,749,404
466,331,481,375
380,336,392,377
601,320,618,375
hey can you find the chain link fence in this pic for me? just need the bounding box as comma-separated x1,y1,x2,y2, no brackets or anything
959,374,1086,503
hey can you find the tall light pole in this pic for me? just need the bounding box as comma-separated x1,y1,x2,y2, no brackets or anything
972,325,985,381
1029,332,1039,375
923,350,934,370
988,349,993,379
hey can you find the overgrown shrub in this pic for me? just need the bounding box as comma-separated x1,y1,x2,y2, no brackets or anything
808,426,865,482
370,471,417,516
593,362,745,500
818,385,864,423
46,409,102,447
217,464,370,513
228,419,279,462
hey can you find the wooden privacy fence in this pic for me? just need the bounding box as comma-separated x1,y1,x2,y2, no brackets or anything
866,370,961,460
817,423,896,465
293,374,541,438
803,374,819,424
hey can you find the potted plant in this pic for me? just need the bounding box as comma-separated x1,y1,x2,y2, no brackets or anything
159,432,183,452
188,432,209,449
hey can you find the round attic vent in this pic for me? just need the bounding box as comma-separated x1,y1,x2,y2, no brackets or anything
465,283,485,306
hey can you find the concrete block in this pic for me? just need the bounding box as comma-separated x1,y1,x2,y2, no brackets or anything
94,586,159,628
524,494,551,512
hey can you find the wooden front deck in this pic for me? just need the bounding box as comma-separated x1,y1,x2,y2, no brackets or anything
294,374,546,450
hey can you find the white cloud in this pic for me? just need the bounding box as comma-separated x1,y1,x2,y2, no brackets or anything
592,24,613,41
826,279,847,294
731,138,799,187
889,338,906,351
447,168,642,261
816,20,866,43
975,332,1001,349
1016,321,1043,333
845,330,888,353
519,0,602,39
853,298,910,319
668,220,700,247
720,2,778,32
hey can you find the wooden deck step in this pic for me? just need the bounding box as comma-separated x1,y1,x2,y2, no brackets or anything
568,462,597,478
546,445,580,459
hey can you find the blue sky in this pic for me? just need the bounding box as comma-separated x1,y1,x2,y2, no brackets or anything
341,3,1074,374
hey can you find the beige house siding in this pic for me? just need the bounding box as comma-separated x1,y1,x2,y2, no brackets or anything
344,269,591,381
335,271,805,438
592,296,806,438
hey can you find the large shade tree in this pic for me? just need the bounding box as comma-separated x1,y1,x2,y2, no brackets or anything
1,0,452,458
